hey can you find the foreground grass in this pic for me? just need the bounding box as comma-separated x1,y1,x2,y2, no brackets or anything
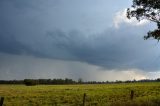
0,82,160,106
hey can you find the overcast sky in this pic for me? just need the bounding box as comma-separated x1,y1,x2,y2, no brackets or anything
0,0,160,81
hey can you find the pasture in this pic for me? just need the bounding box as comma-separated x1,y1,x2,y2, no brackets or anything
0,82,160,106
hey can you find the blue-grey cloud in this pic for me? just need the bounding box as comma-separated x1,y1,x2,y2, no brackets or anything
45,26,160,71
1,0,160,73
1,25,160,71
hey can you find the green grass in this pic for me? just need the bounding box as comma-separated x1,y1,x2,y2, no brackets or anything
0,82,160,106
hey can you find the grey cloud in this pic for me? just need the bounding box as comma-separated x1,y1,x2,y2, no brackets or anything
0,34,28,54
1,26,160,71
43,27,160,71
0,53,147,81
1,0,160,72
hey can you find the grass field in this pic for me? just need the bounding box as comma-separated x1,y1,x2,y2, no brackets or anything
0,82,160,106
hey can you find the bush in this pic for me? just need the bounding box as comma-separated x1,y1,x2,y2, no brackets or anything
24,79,38,86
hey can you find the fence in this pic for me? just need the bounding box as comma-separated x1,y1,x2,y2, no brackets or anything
0,97,4,106
0,90,135,106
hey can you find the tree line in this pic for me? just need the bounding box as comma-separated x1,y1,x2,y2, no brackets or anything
0,78,76,86
0,78,160,86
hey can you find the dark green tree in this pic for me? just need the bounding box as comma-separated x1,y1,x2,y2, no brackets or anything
127,0,160,40
24,79,37,86
78,78,83,84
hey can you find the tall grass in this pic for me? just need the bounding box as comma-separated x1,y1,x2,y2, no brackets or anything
0,82,160,106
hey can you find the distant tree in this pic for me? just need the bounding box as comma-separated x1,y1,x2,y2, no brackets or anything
78,78,83,84
115,80,122,83
127,0,160,40
24,79,37,86
65,78,75,84
157,78,160,81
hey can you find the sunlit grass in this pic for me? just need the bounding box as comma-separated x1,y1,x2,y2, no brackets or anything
0,82,160,106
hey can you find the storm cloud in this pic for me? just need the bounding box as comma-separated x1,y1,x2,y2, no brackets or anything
1,24,160,71
0,0,160,80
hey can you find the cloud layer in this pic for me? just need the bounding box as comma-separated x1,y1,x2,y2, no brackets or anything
1,25,160,71
0,0,160,80
0,52,147,81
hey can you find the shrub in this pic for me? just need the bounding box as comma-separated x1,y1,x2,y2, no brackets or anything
24,79,38,86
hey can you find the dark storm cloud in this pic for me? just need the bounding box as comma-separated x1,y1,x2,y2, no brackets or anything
0,0,160,71
45,27,160,71
1,25,160,71
0,33,27,54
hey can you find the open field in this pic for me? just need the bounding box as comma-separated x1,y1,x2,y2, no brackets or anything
0,82,160,106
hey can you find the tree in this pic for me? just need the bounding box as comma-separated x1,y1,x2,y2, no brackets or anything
24,79,37,86
78,78,83,84
127,0,160,40
157,78,160,81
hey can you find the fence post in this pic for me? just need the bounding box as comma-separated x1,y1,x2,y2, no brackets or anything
0,97,4,106
130,90,134,100
83,93,86,106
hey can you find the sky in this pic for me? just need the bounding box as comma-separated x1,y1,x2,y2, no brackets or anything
0,0,160,81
